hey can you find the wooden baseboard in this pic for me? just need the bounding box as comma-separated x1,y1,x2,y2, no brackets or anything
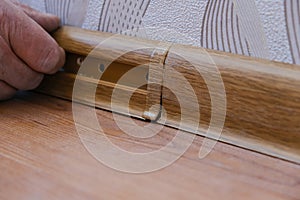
36,26,300,163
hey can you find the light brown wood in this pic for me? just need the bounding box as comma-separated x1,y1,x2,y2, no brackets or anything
161,44,300,164
0,92,300,200
52,26,169,67
37,72,148,118
38,26,170,120
36,26,300,164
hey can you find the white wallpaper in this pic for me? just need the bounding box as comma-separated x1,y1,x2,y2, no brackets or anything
255,0,293,63
19,0,299,65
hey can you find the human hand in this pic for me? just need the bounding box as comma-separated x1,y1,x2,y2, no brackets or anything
0,0,65,100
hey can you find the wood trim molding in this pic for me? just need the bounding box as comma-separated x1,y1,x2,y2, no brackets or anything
37,26,300,163
162,44,300,163
38,26,170,120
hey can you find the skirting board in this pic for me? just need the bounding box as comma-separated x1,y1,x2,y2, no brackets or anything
36,26,300,163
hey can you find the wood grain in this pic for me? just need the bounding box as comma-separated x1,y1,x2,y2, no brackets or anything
38,26,170,120
161,44,300,163
52,26,170,67
37,26,300,163
37,72,148,119
0,92,300,200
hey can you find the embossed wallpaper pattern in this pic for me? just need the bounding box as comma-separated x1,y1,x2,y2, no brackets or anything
20,0,299,65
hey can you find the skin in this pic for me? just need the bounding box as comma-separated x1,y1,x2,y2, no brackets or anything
0,0,65,100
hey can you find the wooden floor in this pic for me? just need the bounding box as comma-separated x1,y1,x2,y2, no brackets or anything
0,92,299,200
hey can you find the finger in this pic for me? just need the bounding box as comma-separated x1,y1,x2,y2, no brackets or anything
0,36,44,90
0,0,65,74
0,81,17,101
12,1,61,32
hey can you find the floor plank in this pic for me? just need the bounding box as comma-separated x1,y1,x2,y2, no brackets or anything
0,92,299,200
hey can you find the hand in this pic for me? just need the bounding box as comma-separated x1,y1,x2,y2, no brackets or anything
0,0,65,100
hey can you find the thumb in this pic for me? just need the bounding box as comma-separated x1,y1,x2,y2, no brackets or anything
0,0,65,74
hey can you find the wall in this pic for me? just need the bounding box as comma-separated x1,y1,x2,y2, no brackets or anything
19,0,300,65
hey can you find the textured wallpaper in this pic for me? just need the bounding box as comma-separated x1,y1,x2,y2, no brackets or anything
20,0,299,65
